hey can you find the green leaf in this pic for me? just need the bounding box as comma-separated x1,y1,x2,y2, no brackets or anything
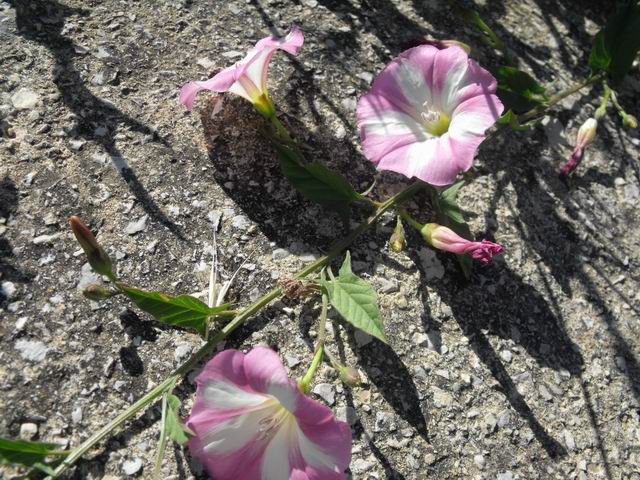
322,252,387,343
117,284,229,336
494,66,547,113
165,394,193,445
433,183,473,278
275,142,361,218
0,437,65,468
589,1,640,83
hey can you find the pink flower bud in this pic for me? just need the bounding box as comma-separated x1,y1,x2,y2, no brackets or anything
69,216,114,278
560,118,597,180
421,223,504,264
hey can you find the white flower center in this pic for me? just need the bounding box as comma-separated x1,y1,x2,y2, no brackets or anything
419,100,450,136
257,404,294,441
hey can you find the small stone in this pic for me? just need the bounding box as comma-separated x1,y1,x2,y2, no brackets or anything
1,280,16,300
91,68,118,85
125,215,148,235
474,454,485,468
122,458,143,476
312,383,336,406
379,277,398,293
231,215,251,230
174,344,192,362
483,413,497,434
431,386,454,408
77,263,102,291
336,406,357,425
424,453,437,465
207,210,222,231
15,339,49,362
412,332,429,346
72,406,83,424
497,472,514,480
20,423,38,440
11,88,40,110
562,429,576,451
284,355,300,367
15,316,28,331
32,233,62,245
497,409,511,428
500,350,513,362
351,458,375,474
272,248,290,260
374,411,396,432
196,57,216,70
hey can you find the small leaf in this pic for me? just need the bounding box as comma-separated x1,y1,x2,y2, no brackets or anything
0,437,66,468
322,252,387,343
275,142,361,217
494,66,547,113
165,395,193,445
117,284,229,336
433,183,473,278
589,1,640,83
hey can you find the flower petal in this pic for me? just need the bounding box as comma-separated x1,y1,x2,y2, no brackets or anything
244,347,299,412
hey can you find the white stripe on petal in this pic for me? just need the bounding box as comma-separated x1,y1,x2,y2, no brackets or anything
261,418,294,480
439,61,469,114
296,425,339,471
392,59,432,114
362,110,430,139
202,407,268,455
203,379,271,410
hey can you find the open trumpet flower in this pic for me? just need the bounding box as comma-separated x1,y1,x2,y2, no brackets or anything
357,45,503,186
180,27,304,117
186,347,352,480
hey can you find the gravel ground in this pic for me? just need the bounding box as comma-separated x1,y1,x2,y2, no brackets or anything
2,0,640,479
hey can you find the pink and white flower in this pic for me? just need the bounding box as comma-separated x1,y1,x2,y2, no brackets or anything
421,223,504,264
357,45,503,186
186,347,352,480
180,27,304,117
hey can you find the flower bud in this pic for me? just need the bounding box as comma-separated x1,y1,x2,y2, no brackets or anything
338,366,362,387
421,223,504,264
389,217,406,252
575,118,597,149
82,284,115,301
69,216,114,278
623,114,638,129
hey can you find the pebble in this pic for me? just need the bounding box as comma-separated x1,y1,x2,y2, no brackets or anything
284,355,300,367
483,413,498,434
336,406,357,425
20,422,38,440
351,458,375,474
1,280,16,299
374,411,396,432
207,210,222,231
122,458,143,476
312,383,336,406
379,277,398,293
32,233,62,245
15,339,49,362
431,386,454,408
562,429,576,451
272,248,290,260
231,215,251,230
11,88,40,110
474,454,485,468
15,316,28,331
77,263,102,291
424,453,437,465
125,215,148,235
72,406,83,424
174,343,192,362
411,332,429,346
500,350,513,362
497,472,514,480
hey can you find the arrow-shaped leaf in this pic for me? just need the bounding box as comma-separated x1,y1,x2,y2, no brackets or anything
117,284,230,336
165,394,193,445
322,252,387,343
0,437,66,468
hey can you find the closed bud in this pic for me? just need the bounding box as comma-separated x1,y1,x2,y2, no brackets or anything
575,118,597,149
82,284,114,301
69,216,114,279
389,217,407,252
623,114,638,129
339,366,362,387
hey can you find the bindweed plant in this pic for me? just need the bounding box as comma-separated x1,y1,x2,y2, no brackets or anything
2,3,638,479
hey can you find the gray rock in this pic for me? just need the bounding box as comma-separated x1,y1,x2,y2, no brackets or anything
174,344,192,362
336,406,357,425
312,383,336,406
272,248,290,260
500,350,513,362
374,411,396,432
32,233,62,245
497,472,514,480
125,215,148,235
20,422,38,440
1,280,16,300
431,386,454,408
11,88,40,110
72,406,83,424
207,210,222,231
411,332,429,346
474,454,485,469
351,458,375,474
284,355,301,367
231,215,251,230
15,339,49,362
562,429,576,451
123,458,143,476
77,263,102,291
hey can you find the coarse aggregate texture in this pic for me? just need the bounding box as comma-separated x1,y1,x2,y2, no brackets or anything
1,0,640,479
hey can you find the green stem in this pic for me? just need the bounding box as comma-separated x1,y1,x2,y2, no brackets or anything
153,392,170,479
519,73,602,122
299,346,324,394
397,207,424,231
595,81,611,120
49,180,425,479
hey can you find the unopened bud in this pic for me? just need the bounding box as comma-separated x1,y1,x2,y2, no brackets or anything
82,284,115,301
389,217,407,252
623,113,638,129
575,118,597,149
339,366,362,387
69,216,114,278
